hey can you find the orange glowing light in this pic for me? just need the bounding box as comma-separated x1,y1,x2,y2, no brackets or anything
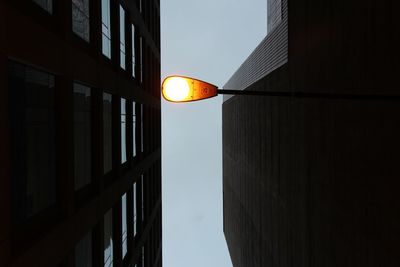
162,76,218,102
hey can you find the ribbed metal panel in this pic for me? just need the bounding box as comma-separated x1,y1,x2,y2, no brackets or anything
268,0,282,33
223,0,288,101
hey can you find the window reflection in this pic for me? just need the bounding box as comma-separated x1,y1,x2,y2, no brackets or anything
104,209,113,267
131,25,136,77
75,231,93,267
140,104,144,153
8,61,56,221
119,6,126,69
141,174,144,222
133,183,137,236
122,193,128,259
74,83,91,190
139,37,143,83
101,0,112,58
141,246,145,267
32,0,53,13
103,93,112,174
72,0,90,42
121,98,127,164
132,102,136,158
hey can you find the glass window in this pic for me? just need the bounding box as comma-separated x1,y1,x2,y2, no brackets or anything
119,6,126,70
104,209,113,267
103,93,112,174
132,102,136,158
121,98,126,164
131,25,136,77
140,104,144,153
139,37,143,83
141,174,144,222
141,246,145,267
72,0,90,42
74,83,91,190
122,193,128,259
32,0,53,13
8,61,56,221
133,183,137,236
101,0,112,58
75,231,93,267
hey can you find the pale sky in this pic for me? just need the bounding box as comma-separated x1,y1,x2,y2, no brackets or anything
161,1,267,266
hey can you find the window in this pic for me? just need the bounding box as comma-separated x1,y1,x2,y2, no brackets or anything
141,174,144,222
133,183,137,236
72,0,90,42
75,231,93,267
119,6,126,70
104,209,113,267
101,0,112,58
121,98,127,164
140,104,144,153
103,93,112,174
32,0,53,13
131,25,136,77
8,61,56,221
139,37,143,83
74,83,91,190
132,101,136,157
141,246,145,267
121,193,128,259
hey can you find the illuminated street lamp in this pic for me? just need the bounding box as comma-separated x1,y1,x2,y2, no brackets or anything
162,75,398,103
162,76,218,102
162,76,271,103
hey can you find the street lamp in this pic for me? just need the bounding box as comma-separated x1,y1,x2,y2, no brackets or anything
162,76,271,103
162,76,218,102
162,75,399,103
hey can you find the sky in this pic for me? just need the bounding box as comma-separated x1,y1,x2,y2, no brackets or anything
161,1,267,266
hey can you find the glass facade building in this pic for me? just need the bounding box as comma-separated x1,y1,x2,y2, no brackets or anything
0,0,162,266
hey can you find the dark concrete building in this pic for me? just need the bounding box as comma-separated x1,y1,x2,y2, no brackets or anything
0,0,161,266
223,0,399,266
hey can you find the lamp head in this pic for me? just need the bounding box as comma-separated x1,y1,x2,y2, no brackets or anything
162,76,218,103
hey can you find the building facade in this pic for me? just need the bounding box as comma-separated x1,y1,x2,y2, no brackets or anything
0,0,161,266
223,0,399,266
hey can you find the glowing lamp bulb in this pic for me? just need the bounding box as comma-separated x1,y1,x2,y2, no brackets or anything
163,77,190,102
162,76,218,103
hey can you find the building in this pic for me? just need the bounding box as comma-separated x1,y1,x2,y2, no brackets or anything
0,0,161,266
223,0,399,266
